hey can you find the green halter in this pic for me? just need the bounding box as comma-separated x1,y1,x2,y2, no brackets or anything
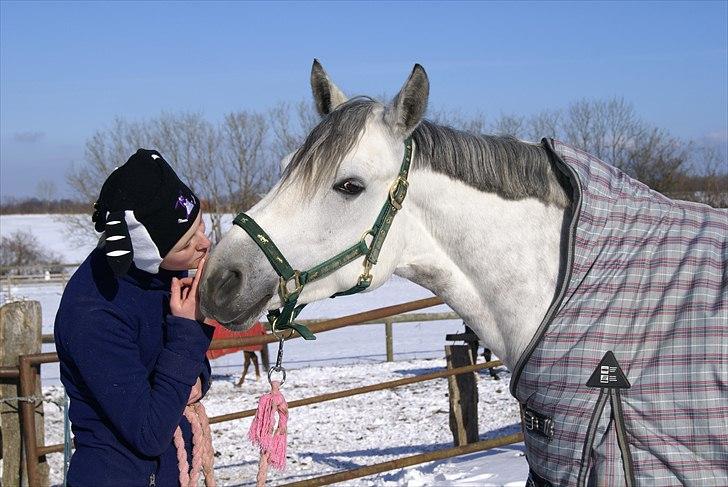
232,137,414,340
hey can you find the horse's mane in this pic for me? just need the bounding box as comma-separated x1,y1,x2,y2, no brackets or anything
282,98,571,208
412,120,571,207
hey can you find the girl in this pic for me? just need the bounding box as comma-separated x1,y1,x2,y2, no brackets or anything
55,149,213,486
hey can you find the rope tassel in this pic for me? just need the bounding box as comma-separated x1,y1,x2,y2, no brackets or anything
249,380,288,486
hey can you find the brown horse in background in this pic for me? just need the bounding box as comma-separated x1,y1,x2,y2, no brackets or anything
206,321,269,386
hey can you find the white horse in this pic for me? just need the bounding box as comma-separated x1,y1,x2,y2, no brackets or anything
200,61,727,486
200,62,568,371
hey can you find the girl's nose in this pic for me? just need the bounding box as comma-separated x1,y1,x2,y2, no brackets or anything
199,234,211,251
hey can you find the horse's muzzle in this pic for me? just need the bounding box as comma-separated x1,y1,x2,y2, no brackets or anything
199,264,276,331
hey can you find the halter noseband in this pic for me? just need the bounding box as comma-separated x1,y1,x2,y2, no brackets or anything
232,137,415,339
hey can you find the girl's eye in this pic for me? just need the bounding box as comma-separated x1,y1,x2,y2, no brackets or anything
333,179,365,195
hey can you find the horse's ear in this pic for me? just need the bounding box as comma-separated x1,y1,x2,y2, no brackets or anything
386,64,429,137
311,59,348,117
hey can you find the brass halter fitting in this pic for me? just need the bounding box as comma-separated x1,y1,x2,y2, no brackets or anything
389,176,409,211
278,270,303,302
358,259,373,287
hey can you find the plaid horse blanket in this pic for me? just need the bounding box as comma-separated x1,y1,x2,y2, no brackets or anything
511,139,728,486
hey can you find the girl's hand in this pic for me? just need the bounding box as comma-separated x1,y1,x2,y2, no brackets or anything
170,258,206,321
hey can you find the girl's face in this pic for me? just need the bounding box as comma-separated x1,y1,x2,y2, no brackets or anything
160,213,210,271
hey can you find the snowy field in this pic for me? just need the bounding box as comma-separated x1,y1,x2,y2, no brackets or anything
1,215,527,486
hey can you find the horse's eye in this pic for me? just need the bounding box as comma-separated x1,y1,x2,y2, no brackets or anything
333,179,365,196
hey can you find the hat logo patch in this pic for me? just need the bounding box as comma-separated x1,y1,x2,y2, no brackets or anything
175,193,196,223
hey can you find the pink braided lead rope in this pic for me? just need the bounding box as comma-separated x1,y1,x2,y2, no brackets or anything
174,402,216,487
248,380,288,487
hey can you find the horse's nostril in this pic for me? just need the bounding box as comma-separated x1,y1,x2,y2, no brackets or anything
213,268,243,306
223,269,240,289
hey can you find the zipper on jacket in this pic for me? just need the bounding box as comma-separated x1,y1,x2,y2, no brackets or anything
149,473,156,486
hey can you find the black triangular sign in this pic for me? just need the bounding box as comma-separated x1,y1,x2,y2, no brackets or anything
586,351,631,389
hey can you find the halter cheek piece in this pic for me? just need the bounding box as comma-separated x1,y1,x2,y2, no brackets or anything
232,137,414,340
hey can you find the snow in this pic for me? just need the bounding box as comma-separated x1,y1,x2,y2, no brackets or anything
0,214,95,264
1,215,528,486
40,360,526,486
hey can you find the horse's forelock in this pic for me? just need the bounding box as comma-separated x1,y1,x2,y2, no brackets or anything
280,97,379,193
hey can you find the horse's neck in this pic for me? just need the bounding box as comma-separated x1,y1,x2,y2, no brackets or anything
395,169,569,370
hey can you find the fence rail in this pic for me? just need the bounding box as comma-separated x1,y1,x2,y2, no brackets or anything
0,263,80,274
283,433,524,487
210,359,503,424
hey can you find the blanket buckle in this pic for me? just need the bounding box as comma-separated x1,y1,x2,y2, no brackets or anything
522,406,554,440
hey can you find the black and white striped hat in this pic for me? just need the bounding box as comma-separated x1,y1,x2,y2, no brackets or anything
91,149,200,276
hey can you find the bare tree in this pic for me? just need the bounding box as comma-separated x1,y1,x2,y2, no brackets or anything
490,113,526,138
673,143,728,207
36,179,57,212
562,97,646,168
697,145,728,207
268,100,318,166
625,128,690,194
428,108,488,134
151,112,225,241
527,109,563,142
63,117,154,247
65,109,284,245
0,230,62,274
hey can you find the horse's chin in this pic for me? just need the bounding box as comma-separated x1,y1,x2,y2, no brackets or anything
212,292,274,332
219,315,261,332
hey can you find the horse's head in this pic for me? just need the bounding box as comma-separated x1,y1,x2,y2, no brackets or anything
200,60,429,329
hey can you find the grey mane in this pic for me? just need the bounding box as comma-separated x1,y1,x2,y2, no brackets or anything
282,98,570,207
412,120,570,207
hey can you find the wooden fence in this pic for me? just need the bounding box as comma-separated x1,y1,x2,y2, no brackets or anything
1,297,522,486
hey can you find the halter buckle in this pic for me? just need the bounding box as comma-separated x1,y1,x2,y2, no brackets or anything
278,271,303,302
388,176,409,211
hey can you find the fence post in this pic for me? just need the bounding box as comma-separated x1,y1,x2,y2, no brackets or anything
1,300,49,487
384,319,394,362
445,345,479,446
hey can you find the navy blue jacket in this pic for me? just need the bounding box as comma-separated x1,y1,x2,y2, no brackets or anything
55,248,214,487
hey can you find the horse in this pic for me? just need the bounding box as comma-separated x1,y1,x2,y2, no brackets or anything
199,61,727,486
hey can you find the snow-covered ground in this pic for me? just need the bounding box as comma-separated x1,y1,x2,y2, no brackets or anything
41,360,526,486
1,215,527,486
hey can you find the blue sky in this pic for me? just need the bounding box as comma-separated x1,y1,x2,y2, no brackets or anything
1,1,726,198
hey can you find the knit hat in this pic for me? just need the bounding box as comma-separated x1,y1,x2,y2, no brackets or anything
91,149,200,276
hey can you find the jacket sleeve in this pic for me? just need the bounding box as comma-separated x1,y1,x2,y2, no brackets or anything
64,306,213,457
200,357,212,398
